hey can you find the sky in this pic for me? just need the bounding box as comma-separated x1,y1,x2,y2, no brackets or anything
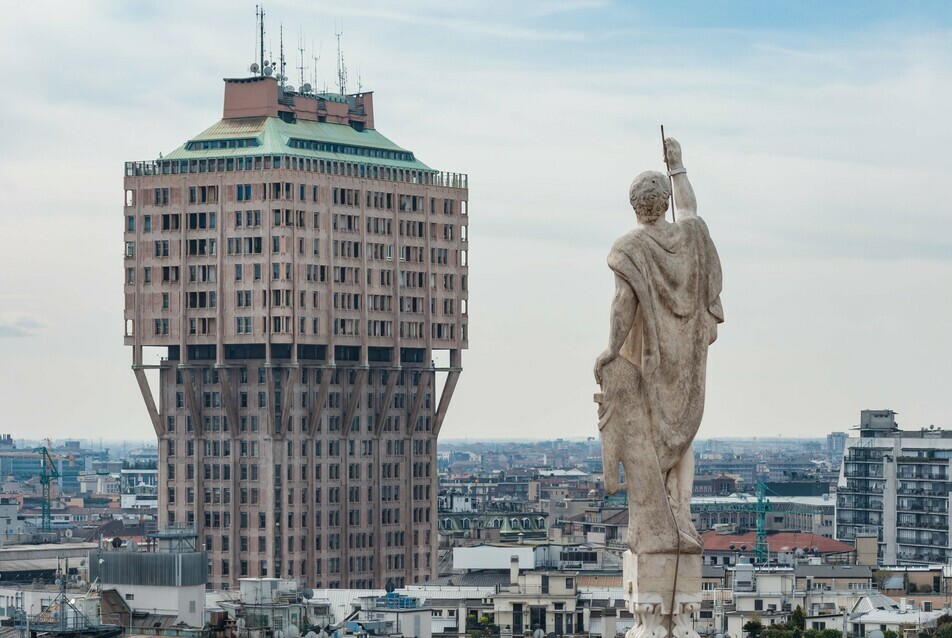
2,1,952,442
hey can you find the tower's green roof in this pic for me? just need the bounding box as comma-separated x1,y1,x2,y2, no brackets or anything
163,116,431,170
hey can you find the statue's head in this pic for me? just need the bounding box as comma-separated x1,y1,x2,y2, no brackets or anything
629,171,670,223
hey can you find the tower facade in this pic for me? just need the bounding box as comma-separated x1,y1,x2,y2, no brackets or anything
123,76,468,589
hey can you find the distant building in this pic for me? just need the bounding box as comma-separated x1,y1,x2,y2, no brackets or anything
693,473,738,496
699,530,855,566
828,431,847,466
119,466,157,510
88,526,207,627
124,72,470,589
492,558,584,637
692,494,836,537
0,496,19,535
837,409,952,564
219,578,333,634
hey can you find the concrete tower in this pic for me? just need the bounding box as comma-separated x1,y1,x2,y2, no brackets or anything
123,76,468,589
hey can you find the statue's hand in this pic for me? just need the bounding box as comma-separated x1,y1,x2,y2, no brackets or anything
664,137,683,168
594,349,617,386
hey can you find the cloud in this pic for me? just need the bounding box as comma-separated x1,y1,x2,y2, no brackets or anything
0,314,45,338
284,0,588,42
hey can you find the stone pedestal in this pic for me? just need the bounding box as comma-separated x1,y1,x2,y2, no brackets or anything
623,551,701,638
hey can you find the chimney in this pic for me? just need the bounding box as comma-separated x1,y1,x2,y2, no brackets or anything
510,555,520,588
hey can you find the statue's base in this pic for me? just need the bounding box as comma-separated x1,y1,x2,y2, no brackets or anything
623,551,701,638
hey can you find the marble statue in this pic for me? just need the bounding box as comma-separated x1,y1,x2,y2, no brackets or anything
594,138,723,638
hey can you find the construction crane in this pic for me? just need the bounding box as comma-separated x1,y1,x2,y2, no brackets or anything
0,442,72,532
34,446,61,532
754,482,771,564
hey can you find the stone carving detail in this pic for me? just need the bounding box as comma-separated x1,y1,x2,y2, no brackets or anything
629,601,701,638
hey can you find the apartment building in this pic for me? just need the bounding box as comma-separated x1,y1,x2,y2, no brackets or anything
837,409,952,564
123,74,469,589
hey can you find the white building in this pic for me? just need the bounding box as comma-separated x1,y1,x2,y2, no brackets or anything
837,409,952,564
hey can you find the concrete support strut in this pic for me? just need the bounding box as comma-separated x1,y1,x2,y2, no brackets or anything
133,367,164,437
307,368,333,438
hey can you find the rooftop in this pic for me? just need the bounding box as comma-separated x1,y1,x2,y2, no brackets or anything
163,115,430,171
700,530,854,554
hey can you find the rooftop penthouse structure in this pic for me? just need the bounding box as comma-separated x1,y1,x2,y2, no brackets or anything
123,74,469,589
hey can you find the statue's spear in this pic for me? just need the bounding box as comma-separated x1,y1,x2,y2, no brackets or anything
657,124,685,630
661,125,676,222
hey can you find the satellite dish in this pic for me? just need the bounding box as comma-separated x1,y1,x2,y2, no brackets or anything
127,540,138,552
534,629,545,638
263,66,273,76
237,619,246,629
305,633,318,638
870,631,884,638
301,83,312,93
287,625,300,638
285,85,296,93
65,529,73,538
250,62,260,73
275,630,285,638
111,537,123,549
303,588,314,600
80,559,86,566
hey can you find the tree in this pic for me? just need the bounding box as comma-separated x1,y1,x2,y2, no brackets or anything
790,606,807,631
936,615,952,628
744,619,764,638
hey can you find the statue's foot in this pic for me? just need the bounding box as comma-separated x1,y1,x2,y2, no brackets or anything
678,530,703,554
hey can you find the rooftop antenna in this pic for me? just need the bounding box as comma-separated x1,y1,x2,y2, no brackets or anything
336,22,347,94
257,5,266,76
357,64,362,93
297,29,308,87
279,23,286,87
311,42,321,92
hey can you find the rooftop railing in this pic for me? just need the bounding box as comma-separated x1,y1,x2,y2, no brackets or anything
125,158,468,190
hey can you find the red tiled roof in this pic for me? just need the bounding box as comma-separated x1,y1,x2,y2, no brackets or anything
700,531,853,554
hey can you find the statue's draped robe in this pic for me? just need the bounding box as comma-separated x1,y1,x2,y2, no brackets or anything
599,216,723,492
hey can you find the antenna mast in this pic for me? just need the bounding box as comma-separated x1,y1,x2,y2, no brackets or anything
312,43,321,92
336,24,347,94
297,30,308,87
279,23,286,87
257,5,265,76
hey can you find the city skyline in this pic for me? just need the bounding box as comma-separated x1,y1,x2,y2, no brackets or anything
3,1,952,441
